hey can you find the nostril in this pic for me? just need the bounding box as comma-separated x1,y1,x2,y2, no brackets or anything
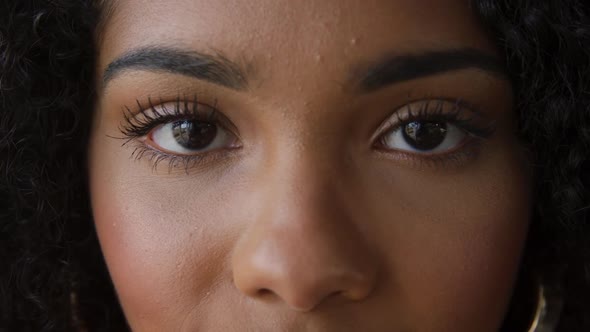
334,290,344,298
256,288,274,298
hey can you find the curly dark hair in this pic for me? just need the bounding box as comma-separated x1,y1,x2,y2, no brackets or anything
0,0,588,331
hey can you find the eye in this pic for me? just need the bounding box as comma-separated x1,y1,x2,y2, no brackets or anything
374,99,496,156
148,119,237,155
381,120,468,154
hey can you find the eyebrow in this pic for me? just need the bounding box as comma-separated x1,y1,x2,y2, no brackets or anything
102,46,248,91
356,48,507,92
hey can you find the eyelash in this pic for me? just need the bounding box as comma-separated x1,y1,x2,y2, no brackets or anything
120,96,219,137
116,96,495,172
117,96,232,173
374,99,496,167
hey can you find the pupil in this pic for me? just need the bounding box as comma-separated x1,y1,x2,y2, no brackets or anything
402,121,447,151
172,120,217,150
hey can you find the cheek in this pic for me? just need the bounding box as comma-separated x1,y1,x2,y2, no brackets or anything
364,144,531,329
92,183,237,329
89,120,531,331
89,135,241,329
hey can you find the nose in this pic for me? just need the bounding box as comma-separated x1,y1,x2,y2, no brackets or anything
231,154,379,312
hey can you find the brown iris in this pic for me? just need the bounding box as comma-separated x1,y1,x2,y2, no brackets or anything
171,120,217,150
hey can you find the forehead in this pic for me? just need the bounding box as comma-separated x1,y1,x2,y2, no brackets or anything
98,0,496,75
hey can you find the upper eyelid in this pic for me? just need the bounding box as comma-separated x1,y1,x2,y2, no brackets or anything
119,98,202,136
371,99,495,142
119,96,241,140
124,97,219,125
122,96,491,141
134,95,215,115
371,99,460,133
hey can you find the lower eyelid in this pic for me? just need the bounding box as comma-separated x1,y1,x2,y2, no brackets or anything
373,135,483,169
124,138,240,174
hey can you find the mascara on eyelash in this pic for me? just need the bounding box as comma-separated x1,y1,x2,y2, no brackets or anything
106,94,233,173
391,99,497,139
373,99,492,169
118,94,220,139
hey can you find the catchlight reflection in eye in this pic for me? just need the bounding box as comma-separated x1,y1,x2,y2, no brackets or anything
150,119,235,155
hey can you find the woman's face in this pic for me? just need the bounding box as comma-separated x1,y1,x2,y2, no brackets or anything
89,0,532,330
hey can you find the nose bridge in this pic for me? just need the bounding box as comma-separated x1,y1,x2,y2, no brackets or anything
254,116,350,218
231,144,378,311
271,140,342,214
256,135,357,248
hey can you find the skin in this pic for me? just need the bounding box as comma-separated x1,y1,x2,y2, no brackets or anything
89,0,533,331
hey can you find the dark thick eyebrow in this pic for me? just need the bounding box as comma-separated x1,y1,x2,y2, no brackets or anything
356,48,507,92
102,46,248,91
